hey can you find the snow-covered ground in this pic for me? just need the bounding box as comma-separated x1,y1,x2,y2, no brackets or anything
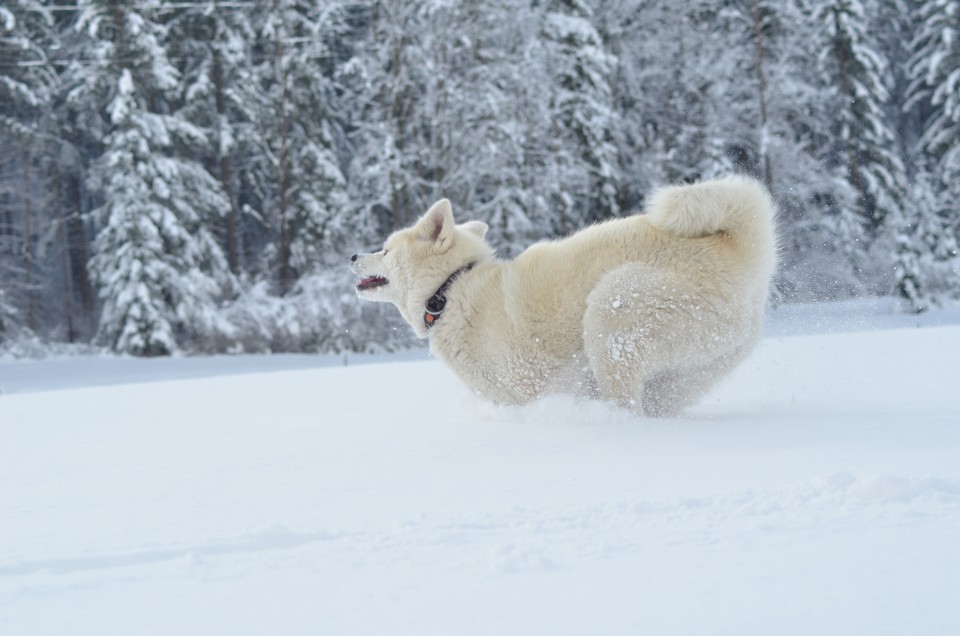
2,299,959,635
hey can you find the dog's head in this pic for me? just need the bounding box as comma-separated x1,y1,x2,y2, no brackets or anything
351,199,493,337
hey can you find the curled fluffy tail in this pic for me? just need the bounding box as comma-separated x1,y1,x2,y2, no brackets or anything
646,174,777,273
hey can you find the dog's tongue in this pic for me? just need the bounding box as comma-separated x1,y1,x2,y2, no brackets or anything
357,276,387,291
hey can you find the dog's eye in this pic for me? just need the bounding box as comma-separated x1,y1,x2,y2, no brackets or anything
382,249,389,255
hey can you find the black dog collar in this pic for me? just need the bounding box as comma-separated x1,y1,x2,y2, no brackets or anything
423,264,475,330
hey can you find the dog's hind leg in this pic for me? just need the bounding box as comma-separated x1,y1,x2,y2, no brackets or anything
642,303,765,415
582,263,748,416
639,351,743,416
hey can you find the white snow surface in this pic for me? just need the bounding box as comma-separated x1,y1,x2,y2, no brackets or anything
2,300,960,635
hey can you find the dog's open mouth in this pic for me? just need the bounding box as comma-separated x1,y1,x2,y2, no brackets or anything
357,275,389,291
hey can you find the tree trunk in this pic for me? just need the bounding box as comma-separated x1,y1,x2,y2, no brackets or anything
831,6,868,212
211,20,240,274
750,0,774,192
54,164,77,342
274,31,295,296
277,159,293,295
64,169,96,329
21,142,37,332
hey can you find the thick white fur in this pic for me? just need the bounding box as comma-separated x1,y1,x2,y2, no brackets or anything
352,175,777,415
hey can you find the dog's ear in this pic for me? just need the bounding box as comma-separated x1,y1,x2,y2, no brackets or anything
419,199,455,250
461,221,488,240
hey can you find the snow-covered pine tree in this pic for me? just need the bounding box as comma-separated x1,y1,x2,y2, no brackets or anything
720,0,864,299
778,0,907,296
535,0,620,232
718,0,823,191
908,0,960,288
603,0,745,191
0,1,58,339
406,1,542,254
217,0,390,353
349,2,511,238
347,0,436,236
650,0,719,184
593,0,650,213
72,0,234,356
470,3,571,255
809,0,908,228
246,0,352,296
351,0,618,248
429,1,532,254
882,170,960,311
166,1,259,276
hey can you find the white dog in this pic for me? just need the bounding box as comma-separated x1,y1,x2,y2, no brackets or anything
352,176,777,415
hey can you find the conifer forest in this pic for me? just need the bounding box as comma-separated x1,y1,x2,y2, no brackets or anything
1,0,958,356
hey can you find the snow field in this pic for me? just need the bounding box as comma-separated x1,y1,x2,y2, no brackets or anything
1,324,959,634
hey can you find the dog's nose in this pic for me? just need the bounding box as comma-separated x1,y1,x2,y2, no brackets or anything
351,254,358,262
